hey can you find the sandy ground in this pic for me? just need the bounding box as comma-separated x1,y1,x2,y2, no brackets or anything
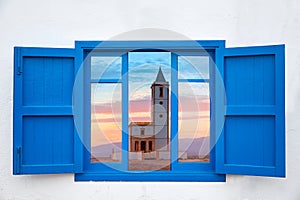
91,157,210,171
128,160,170,171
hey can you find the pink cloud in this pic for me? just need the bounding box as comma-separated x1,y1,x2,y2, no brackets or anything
129,99,151,113
92,118,121,123
92,96,210,122
179,95,210,112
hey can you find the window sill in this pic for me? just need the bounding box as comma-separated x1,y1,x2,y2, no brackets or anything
74,171,225,182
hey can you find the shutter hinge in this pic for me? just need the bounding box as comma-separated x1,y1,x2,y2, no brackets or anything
16,147,21,174
17,66,22,75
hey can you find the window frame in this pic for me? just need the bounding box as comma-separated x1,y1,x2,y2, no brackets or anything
13,41,285,180
140,128,145,136
159,86,164,98
74,40,226,182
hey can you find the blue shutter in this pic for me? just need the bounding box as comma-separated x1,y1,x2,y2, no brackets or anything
13,47,80,174
215,45,285,177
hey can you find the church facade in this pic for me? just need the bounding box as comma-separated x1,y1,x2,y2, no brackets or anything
129,68,169,153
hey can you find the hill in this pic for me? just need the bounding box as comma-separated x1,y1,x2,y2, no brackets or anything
91,137,210,158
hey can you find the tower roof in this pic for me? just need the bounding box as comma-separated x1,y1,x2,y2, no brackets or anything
154,67,166,82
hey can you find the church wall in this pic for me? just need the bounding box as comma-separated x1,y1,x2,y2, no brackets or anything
154,126,169,150
152,103,168,113
154,126,168,139
153,112,168,126
131,125,154,136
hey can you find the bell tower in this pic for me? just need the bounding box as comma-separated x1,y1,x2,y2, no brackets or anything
151,67,169,150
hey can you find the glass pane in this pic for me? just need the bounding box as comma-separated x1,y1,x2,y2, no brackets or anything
90,83,122,162
91,56,121,80
128,52,171,171
178,82,210,162
178,56,209,79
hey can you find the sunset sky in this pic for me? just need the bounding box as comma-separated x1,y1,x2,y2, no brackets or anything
91,52,210,147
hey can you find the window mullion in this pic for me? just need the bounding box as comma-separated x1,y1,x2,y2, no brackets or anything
121,53,129,168
171,53,178,164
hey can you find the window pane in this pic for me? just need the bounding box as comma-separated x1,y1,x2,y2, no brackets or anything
178,82,210,162
178,56,209,79
91,56,121,80
128,52,171,171
90,83,122,162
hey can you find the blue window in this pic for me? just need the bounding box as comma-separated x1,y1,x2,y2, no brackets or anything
13,41,285,181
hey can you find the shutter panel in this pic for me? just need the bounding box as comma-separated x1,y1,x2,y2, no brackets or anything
215,45,285,177
13,47,79,174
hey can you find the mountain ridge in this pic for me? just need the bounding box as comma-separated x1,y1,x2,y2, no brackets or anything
91,137,210,158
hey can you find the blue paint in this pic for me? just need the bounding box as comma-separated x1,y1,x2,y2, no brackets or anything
13,41,285,181
170,52,179,166
76,41,224,181
13,47,76,174
215,45,285,177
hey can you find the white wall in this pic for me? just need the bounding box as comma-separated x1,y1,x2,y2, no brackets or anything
1,0,299,199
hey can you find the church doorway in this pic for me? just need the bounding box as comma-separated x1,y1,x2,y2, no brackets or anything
149,141,153,151
134,141,139,151
141,141,146,152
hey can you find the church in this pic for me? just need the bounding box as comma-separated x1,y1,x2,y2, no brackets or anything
129,68,169,153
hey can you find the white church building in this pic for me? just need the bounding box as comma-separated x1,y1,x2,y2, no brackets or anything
129,68,169,153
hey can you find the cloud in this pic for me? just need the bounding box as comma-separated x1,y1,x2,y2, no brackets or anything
179,95,210,112
91,56,122,80
129,63,171,95
178,56,210,79
91,102,122,114
129,99,151,112
92,94,209,115
90,52,212,145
